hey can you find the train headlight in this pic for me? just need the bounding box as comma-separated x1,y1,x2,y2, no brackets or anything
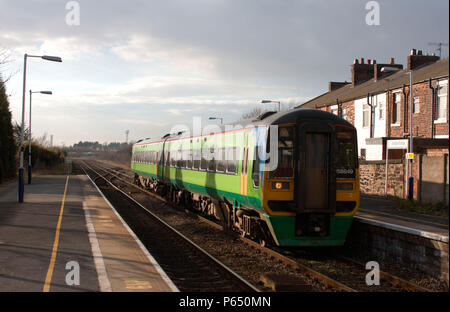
271,181,290,190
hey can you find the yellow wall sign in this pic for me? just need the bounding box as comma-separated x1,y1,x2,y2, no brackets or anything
405,153,414,159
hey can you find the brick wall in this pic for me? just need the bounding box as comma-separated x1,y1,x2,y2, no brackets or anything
359,160,404,197
387,78,449,138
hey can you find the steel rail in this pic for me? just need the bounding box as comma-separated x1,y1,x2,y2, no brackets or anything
80,160,260,292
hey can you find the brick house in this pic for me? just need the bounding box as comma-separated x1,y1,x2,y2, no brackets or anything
299,49,449,204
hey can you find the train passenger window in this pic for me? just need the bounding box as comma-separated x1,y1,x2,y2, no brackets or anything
336,130,357,178
271,126,294,178
216,148,226,172
208,147,216,172
186,150,193,169
176,149,183,168
252,147,260,187
225,147,238,174
200,147,208,170
169,150,175,167
193,149,201,170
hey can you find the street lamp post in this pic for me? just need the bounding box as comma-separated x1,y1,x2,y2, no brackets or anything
28,90,52,184
209,117,223,124
18,53,61,203
261,100,281,112
408,70,414,200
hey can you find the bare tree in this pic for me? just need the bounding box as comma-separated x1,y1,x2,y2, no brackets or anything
241,106,267,119
0,47,17,84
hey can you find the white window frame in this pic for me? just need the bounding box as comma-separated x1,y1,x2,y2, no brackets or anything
435,81,448,123
341,108,347,120
378,100,385,120
362,104,370,128
391,92,401,126
413,97,420,114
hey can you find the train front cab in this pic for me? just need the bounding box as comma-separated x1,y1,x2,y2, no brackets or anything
262,119,359,247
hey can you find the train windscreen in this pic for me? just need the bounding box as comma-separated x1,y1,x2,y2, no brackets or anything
335,129,357,179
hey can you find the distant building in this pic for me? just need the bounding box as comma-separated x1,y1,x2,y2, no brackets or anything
299,49,448,204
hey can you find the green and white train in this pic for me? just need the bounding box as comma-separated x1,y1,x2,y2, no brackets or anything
131,108,360,247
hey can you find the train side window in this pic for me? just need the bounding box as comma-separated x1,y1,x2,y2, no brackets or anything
169,150,175,167
186,149,193,169
208,147,216,172
226,147,238,174
271,126,294,178
200,146,208,170
193,149,201,170
216,148,226,172
252,147,260,188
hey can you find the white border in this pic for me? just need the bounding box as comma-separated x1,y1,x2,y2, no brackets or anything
82,201,113,292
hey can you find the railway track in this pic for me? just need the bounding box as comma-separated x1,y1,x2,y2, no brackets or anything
79,161,258,292
76,158,434,292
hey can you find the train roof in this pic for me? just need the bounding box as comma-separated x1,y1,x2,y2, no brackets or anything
230,108,355,128
133,108,354,146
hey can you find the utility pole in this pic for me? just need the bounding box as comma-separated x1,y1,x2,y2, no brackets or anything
125,130,129,144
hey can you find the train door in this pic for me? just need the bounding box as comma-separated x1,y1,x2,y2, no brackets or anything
240,134,249,197
305,133,329,210
295,122,336,236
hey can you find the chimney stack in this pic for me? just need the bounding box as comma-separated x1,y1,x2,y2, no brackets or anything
407,48,440,70
351,57,374,86
374,58,403,81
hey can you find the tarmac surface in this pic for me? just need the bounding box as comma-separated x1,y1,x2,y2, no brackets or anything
0,175,177,292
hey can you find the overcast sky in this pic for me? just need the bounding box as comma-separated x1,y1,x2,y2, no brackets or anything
1,0,448,146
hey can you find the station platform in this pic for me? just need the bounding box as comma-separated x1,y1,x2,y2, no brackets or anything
358,195,449,243
0,175,178,292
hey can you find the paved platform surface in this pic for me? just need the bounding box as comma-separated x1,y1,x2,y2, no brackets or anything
358,195,448,242
0,175,178,292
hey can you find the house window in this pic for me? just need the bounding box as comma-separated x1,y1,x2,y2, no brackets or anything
436,83,448,121
360,148,366,160
392,93,401,124
341,108,347,120
413,97,420,114
379,101,385,120
362,104,370,128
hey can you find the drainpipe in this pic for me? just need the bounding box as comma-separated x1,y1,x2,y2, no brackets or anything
402,84,409,135
337,98,341,117
367,93,373,138
428,78,435,138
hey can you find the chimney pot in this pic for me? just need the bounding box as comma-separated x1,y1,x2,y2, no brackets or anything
372,60,376,64
360,57,364,64
417,50,423,56
354,58,359,64
368,59,371,64
390,57,395,64
411,49,416,56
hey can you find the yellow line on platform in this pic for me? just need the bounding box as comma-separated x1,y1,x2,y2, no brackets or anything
43,175,70,292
